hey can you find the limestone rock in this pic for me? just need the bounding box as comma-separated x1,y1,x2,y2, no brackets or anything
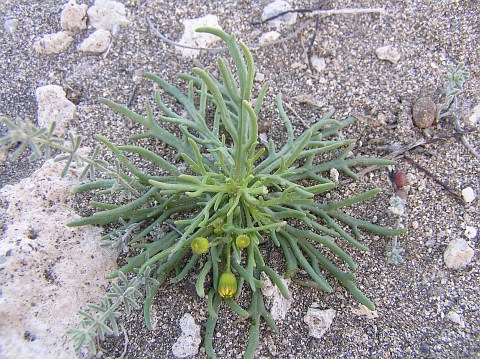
87,0,130,31
61,0,88,31
461,187,476,203
262,0,297,27
261,273,293,321
78,29,111,53
444,238,474,269
176,15,223,57
36,85,76,135
259,30,281,44
375,45,401,64
303,308,336,339
33,31,73,54
171,313,201,358
0,159,118,359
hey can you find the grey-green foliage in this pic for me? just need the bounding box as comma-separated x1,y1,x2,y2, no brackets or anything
436,62,469,121
0,28,404,358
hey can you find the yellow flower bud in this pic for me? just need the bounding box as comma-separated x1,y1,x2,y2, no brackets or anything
218,271,237,298
191,236,210,254
235,234,251,249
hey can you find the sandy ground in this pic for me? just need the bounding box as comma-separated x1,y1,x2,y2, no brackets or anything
1,0,479,358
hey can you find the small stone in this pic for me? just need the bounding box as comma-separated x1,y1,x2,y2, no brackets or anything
262,273,292,321
464,226,477,239
394,171,408,189
461,187,476,203
87,0,130,31
311,55,327,72
303,308,335,339
4,19,19,34
446,311,465,328
259,31,281,43
171,313,201,358
375,45,401,64
412,97,437,129
176,15,223,57
443,238,474,269
262,0,297,27
33,31,73,54
255,72,265,82
61,0,88,31
330,168,339,182
352,305,379,319
78,29,111,53
36,85,76,135
467,104,480,126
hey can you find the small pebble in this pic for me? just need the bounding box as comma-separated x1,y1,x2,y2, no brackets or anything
262,0,297,27
4,19,19,34
303,308,336,339
461,187,476,203
446,311,465,328
464,226,477,239
443,238,474,269
375,45,401,64
412,97,437,129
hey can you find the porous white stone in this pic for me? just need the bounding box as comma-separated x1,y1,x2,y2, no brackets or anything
467,104,480,125
61,0,88,31
176,15,223,57
461,187,476,203
446,311,465,328
87,0,130,31
443,238,474,269
171,313,201,358
78,29,111,53
375,45,401,64
259,30,281,43
303,308,336,339
311,55,327,72
4,19,19,34
261,273,292,321
262,0,297,27
33,31,73,54
464,226,477,239
0,158,118,359
36,85,76,135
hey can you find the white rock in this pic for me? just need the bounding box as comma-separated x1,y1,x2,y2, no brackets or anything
33,31,73,54
311,55,327,72
259,30,281,43
262,0,297,27
87,0,130,31
4,19,19,34
78,29,111,53
465,226,477,239
444,238,474,269
171,313,201,358
261,273,292,321
61,0,88,31
176,15,223,57
0,158,117,359
446,311,465,328
467,104,480,126
303,308,336,339
36,85,76,135
461,187,476,203
375,45,401,64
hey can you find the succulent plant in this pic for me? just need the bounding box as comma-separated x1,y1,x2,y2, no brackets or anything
0,28,404,358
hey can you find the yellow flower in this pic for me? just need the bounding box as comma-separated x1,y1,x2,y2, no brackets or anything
218,271,237,298
235,234,251,249
191,236,210,254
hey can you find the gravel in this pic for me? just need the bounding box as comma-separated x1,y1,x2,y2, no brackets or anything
1,0,479,358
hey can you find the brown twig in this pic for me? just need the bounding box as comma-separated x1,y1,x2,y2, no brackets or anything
403,155,465,205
